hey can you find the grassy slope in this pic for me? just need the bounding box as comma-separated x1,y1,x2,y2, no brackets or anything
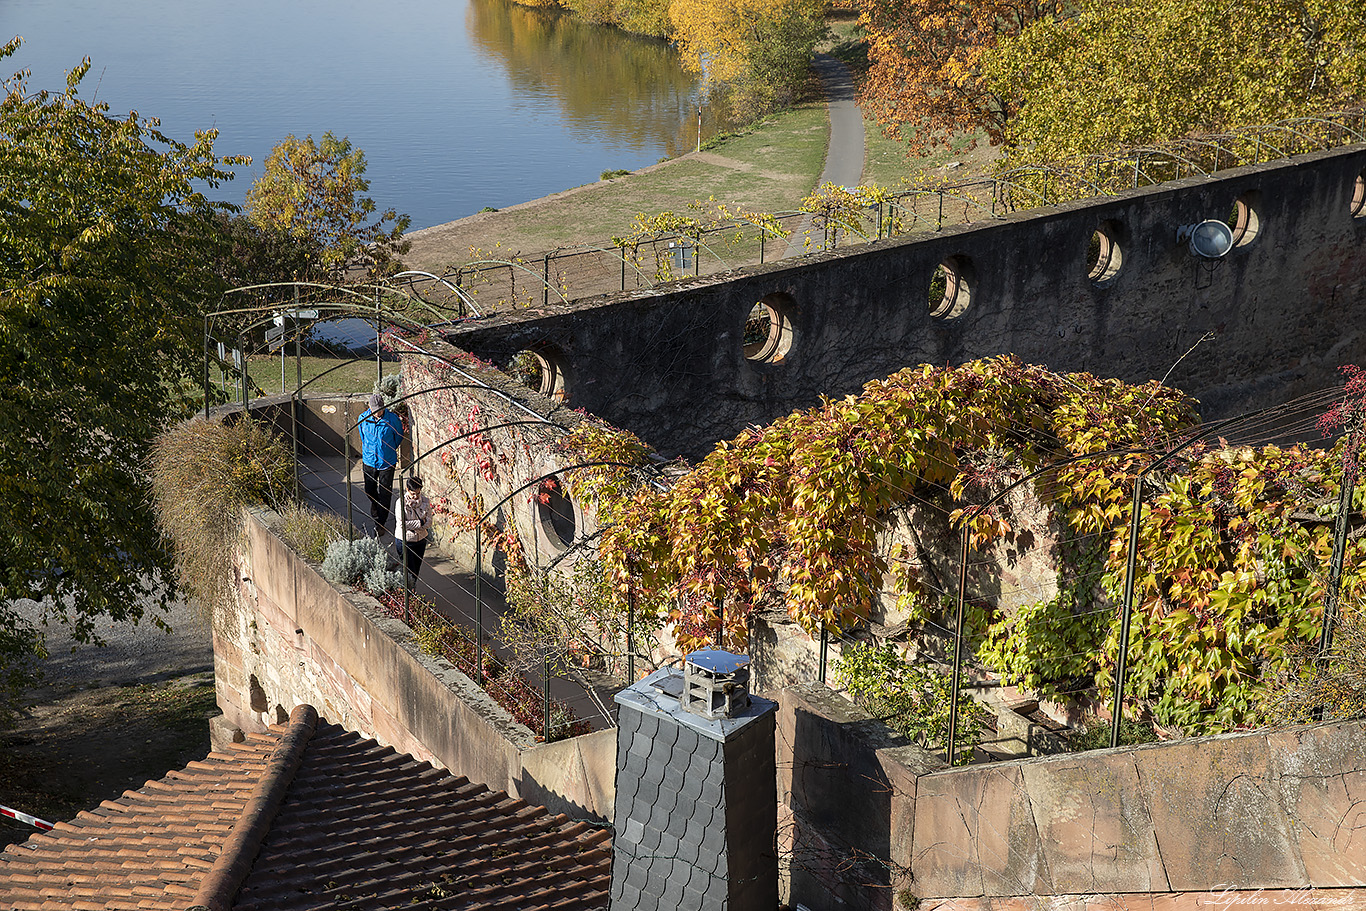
404,102,831,273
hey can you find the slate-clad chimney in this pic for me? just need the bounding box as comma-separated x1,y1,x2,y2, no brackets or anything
611,652,778,911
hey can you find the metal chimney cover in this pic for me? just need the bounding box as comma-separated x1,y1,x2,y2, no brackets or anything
686,649,749,674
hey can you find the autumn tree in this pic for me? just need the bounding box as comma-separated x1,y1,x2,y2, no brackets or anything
985,0,1366,165
855,0,1064,151
245,132,410,281
670,0,826,118
0,39,242,707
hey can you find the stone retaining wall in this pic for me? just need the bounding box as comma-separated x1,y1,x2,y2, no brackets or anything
449,146,1366,460
212,505,616,822
778,682,1366,910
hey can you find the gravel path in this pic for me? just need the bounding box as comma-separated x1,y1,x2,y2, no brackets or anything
9,594,213,695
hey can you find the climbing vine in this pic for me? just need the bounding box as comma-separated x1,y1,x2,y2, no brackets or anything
553,355,1364,735
611,197,789,282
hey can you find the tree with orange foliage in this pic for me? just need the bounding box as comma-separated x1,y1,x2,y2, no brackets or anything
855,0,1063,151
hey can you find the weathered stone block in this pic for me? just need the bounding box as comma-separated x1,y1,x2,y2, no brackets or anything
1018,750,1165,894
912,763,1045,897
1267,720,1366,886
1134,733,1307,890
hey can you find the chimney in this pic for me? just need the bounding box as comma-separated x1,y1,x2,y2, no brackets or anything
610,651,778,911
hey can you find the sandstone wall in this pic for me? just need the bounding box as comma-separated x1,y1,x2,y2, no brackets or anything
212,505,616,822
393,340,594,575
448,146,1366,460
778,683,1366,910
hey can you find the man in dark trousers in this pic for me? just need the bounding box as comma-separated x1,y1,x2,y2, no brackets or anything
359,392,404,537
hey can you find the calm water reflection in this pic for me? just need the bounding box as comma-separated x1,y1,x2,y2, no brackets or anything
2,0,712,228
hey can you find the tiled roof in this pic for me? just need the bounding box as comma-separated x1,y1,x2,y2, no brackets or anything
0,706,612,911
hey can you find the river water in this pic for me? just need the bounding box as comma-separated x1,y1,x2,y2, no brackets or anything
2,0,712,228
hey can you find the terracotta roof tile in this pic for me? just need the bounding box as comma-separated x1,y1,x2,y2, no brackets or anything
0,707,610,911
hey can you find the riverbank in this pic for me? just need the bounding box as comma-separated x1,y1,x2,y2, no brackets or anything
404,96,998,276
404,100,831,273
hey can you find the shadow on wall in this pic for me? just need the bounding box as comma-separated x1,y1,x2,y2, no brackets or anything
789,706,893,910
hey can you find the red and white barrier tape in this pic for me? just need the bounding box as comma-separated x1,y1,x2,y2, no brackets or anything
1,803,54,831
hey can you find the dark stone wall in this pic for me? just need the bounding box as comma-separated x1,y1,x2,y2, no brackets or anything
448,146,1366,460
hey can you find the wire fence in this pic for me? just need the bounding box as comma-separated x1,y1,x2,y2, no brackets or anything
205,291,620,741
437,108,1366,310
796,383,1363,765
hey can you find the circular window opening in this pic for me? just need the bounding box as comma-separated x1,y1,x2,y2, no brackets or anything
1226,191,1262,247
1086,221,1124,285
1351,172,1366,218
742,292,795,363
929,256,973,319
510,346,567,402
536,476,576,552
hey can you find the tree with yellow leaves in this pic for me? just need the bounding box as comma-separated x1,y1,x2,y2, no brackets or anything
670,0,826,118
985,0,1366,165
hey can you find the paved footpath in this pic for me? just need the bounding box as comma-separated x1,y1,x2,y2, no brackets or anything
784,53,866,258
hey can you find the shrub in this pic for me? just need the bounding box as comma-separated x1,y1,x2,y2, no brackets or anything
1067,717,1156,752
277,503,349,564
600,168,631,180
150,417,294,615
834,641,990,765
321,536,389,588
1259,610,1366,725
364,561,405,596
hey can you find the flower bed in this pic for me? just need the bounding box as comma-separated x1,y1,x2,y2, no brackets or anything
374,589,591,742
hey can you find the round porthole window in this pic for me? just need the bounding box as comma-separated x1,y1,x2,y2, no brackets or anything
1226,191,1261,247
536,475,576,553
742,292,795,364
510,346,567,402
929,256,973,319
1086,221,1124,285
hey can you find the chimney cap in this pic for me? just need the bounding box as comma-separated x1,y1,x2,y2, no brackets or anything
685,649,748,674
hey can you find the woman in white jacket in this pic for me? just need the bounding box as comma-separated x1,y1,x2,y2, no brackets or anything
394,476,433,580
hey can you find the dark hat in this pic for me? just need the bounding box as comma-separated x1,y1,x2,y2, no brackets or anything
406,476,424,490
368,393,385,410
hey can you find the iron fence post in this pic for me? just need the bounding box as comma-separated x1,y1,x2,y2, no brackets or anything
947,525,969,765
544,653,552,742
344,399,354,540
627,588,636,683
543,253,550,306
1111,475,1145,748
818,622,828,683
1320,423,1362,658
238,334,248,410
291,294,301,500
475,520,484,686
203,315,211,419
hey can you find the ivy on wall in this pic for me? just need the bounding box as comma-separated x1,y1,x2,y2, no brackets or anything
546,355,1365,735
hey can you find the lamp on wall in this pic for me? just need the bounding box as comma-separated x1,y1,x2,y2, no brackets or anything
1177,219,1234,259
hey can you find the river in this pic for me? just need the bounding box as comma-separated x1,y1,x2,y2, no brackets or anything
1,0,716,228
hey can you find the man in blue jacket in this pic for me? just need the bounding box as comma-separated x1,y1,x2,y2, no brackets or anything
359,392,404,537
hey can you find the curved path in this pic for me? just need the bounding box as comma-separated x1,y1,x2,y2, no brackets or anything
784,53,866,258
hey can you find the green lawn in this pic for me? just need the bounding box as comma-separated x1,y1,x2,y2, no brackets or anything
404,102,831,273
402,31,999,274
233,355,400,398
